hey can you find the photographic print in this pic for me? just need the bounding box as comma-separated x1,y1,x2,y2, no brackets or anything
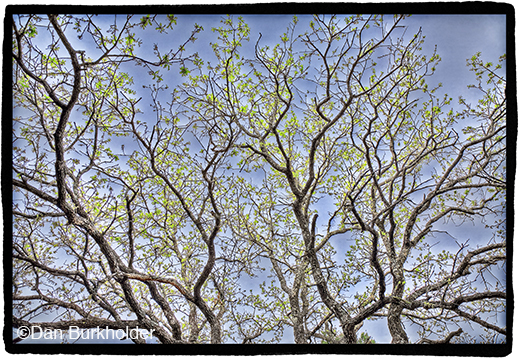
5,3,513,356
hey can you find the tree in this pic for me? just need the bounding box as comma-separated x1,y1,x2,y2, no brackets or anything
11,13,507,346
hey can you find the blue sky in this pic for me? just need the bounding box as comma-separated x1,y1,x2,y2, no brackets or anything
120,13,506,124
404,14,506,96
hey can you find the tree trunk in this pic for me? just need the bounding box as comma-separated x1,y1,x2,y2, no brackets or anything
388,304,409,344
388,267,409,344
342,323,358,344
293,319,307,344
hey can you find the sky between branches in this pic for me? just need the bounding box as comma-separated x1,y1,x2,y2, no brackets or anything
12,12,507,344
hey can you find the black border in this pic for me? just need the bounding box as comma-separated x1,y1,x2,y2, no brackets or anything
3,2,515,356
